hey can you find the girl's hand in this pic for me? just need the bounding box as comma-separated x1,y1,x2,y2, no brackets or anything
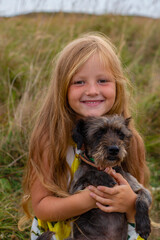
88,168,137,222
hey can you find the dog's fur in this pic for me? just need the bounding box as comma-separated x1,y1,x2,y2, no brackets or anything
36,231,54,240
69,115,152,240
37,115,152,240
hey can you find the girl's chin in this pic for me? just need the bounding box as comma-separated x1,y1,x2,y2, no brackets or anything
80,111,107,117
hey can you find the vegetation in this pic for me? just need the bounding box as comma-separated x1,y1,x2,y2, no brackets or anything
0,12,160,239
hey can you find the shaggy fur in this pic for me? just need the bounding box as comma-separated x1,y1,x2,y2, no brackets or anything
69,115,152,240
37,115,152,240
36,231,54,240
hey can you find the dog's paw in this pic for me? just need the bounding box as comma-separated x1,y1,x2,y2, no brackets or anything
135,201,151,240
136,218,151,240
135,217,151,239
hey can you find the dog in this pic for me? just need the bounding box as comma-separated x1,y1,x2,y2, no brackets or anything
69,115,152,240
37,115,152,240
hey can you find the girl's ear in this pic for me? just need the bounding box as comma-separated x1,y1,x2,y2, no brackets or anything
125,117,132,127
72,119,85,149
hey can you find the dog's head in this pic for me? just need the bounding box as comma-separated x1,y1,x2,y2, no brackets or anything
72,115,132,169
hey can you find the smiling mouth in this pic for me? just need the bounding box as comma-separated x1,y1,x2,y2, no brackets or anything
81,100,104,106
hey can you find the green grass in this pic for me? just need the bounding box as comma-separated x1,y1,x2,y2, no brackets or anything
0,12,160,239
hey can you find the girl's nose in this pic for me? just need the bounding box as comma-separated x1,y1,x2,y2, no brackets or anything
85,83,99,96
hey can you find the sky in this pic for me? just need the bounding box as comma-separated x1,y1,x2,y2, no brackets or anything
0,0,160,18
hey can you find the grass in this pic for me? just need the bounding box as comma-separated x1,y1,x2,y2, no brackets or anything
0,12,160,239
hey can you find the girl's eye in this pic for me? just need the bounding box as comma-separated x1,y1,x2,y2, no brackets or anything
98,79,109,84
72,80,85,85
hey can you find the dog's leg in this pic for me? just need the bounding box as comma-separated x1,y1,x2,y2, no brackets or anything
135,189,151,240
120,170,152,240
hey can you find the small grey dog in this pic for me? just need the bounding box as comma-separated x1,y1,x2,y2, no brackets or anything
37,115,152,240
69,115,152,240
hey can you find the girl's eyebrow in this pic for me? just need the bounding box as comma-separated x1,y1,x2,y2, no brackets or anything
73,72,112,78
72,74,85,80
97,73,114,79
96,74,110,78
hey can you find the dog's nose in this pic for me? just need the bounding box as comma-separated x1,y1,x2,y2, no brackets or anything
108,145,119,155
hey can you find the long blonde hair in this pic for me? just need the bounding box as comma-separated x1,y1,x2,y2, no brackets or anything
20,32,150,225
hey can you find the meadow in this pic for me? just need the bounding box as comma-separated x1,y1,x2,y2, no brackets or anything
0,12,160,239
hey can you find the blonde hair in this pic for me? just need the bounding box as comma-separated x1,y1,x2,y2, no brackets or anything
19,32,150,227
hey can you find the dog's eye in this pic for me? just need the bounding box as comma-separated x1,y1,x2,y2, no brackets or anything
95,131,103,140
116,129,125,140
119,132,125,140
94,128,106,140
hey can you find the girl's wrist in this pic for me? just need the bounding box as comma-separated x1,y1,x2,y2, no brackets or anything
126,208,136,223
79,188,97,210
126,193,137,223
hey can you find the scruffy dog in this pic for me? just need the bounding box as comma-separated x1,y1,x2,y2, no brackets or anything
37,115,152,240
69,115,152,240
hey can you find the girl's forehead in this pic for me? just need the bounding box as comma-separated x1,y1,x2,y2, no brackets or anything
74,52,113,76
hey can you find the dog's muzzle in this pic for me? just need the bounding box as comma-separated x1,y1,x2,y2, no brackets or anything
108,145,119,155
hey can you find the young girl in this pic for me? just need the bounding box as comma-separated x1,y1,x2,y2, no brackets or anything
19,32,150,240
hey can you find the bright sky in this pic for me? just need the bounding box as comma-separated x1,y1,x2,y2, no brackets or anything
0,0,160,18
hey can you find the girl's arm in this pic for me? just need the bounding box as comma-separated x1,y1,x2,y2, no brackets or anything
31,175,97,222
88,168,137,222
31,141,97,222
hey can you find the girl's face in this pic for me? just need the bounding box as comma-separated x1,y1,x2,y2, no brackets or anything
68,53,116,117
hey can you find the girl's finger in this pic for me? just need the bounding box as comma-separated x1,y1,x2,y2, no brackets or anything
90,192,113,206
88,186,107,198
88,185,106,197
105,169,128,185
96,202,115,213
89,185,119,197
97,185,119,195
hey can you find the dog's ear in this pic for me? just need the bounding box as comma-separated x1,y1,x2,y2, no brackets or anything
125,117,132,127
72,119,86,149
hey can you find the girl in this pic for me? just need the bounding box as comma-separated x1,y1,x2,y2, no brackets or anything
19,32,150,240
